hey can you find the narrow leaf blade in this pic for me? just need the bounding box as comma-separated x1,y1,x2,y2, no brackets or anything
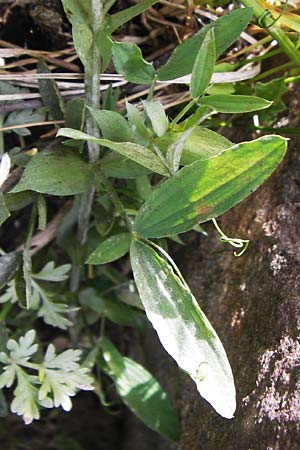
190,28,216,98
200,94,272,113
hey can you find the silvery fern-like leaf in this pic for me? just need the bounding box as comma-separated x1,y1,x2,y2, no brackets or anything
0,330,94,424
32,262,71,282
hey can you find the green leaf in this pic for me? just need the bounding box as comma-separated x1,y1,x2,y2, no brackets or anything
126,100,150,146
155,126,232,166
3,109,46,136
86,107,132,142
130,240,235,418
86,233,132,265
57,129,169,177
100,154,150,179
107,0,160,33
143,101,169,137
190,28,216,98
0,193,10,227
37,60,65,120
112,41,155,84
101,337,180,441
166,126,196,174
200,94,272,113
11,150,90,196
61,0,93,67
65,98,85,130
157,8,253,81
134,135,287,238
4,191,36,212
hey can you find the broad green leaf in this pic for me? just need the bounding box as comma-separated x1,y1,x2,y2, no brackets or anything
143,101,169,137
11,151,90,196
130,239,235,418
200,94,272,113
101,337,180,441
37,60,65,120
136,176,152,201
57,128,169,176
190,28,216,98
112,41,155,85
0,193,10,226
86,233,131,265
107,0,160,33
134,135,287,238
0,252,20,290
99,154,150,179
156,126,232,166
86,107,132,142
157,8,253,81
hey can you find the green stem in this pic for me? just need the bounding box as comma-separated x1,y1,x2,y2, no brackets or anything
98,169,132,231
240,0,300,66
253,61,293,81
171,97,198,127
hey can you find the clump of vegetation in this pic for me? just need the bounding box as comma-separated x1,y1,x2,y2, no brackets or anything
0,0,298,443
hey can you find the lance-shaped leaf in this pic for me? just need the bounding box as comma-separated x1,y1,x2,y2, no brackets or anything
57,128,169,176
190,28,216,98
157,8,253,81
200,94,272,113
130,239,236,418
134,135,287,238
86,107,132,142
86,233,131,265
101,337,180,441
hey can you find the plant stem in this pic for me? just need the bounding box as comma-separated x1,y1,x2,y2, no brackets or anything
98,169,132,231
171,97,198,127
240,0,300,66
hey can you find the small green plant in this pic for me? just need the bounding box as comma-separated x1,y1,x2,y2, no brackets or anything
0,0,292,441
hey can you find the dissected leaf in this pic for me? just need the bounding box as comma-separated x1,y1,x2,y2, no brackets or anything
190,28,216,98
86,233,132,265
200,94,272,113
112,41,155,84
11,150,90,196
134,135,287,238
157,8,253,81
101,337,180,441
130,240,236,418
57,129,169,176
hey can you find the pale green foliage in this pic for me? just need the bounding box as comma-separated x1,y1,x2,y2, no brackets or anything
0,262,74,330
0,330,93,424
